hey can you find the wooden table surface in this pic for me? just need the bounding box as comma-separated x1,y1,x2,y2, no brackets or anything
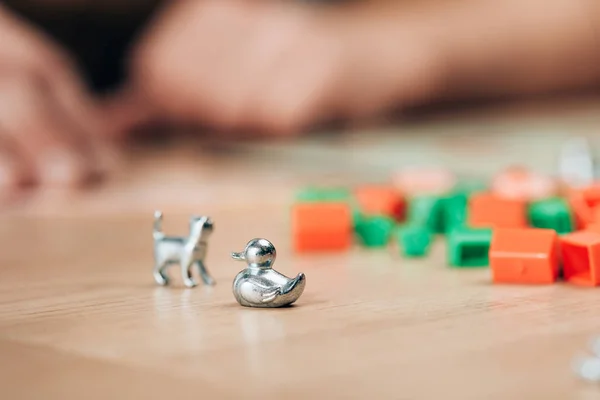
2,98,600,399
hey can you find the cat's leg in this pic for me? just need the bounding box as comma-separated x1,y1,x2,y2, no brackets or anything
181,254,197,288
196,261,215,286
153,256,170,286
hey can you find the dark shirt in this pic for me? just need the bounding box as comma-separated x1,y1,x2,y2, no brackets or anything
4,1,163,92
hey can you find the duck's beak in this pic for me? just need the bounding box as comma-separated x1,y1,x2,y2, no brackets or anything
231,251,245,261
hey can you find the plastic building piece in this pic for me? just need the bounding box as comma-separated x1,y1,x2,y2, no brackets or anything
396,225,432,257
292,202,352,253
354,185,406,221
296,187,352,202
355,215,395,247
568,190,594,229
566,184,600,229
468,192,527,229
528,198,573,234
407,195,444,233
440,180,486,232
592,206,600,224
581,183,600,208
447,227,493,267
585,223,600,234
560,231,600,286
441,193,468,233
392,167,456,196
450,180,488,197
581,184,600,208
489,228,559,284
491,166,557,201
296,187,363,226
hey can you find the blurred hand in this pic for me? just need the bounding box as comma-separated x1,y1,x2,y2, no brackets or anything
120,0,600,137
0,5,116,198
124,0,440,135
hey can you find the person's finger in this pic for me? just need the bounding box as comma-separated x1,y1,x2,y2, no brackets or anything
129,0,278,129
213,5,317,132
249,26,342,134
0,69,95,187
49,68,121,174
0,4,75,77
251,64,333,135
0,4,120,181
98,86,158,139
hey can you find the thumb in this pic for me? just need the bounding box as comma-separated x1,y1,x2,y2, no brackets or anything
99,84,159,140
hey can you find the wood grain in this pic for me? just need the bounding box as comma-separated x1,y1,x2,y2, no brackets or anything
2,100,600,399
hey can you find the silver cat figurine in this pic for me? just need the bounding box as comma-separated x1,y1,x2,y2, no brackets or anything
153,211,215,288
231,238,306,308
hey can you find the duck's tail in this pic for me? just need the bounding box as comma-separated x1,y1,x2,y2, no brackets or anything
153,210,164,240
282,273,306,297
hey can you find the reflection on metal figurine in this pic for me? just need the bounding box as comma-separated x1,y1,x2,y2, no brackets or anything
152,211,215,288
231,238,306,308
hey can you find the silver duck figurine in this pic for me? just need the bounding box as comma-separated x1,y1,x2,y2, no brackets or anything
231,238,306,308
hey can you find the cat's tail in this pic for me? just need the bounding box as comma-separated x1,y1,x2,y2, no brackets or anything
153,210,164,240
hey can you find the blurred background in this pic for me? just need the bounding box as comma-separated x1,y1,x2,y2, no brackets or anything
0,0,598,214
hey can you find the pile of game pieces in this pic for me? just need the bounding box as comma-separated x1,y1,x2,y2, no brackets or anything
291,163,600,287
